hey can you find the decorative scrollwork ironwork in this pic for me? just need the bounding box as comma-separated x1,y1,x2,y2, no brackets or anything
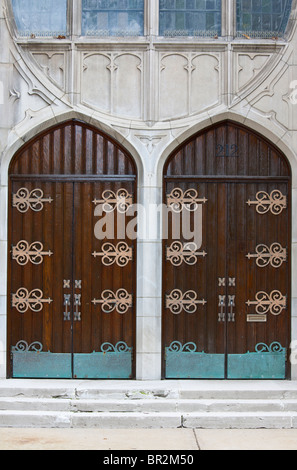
12,188,53,213
93,189,133,214
13,341,43,352
166,289,207,314
92,242,133,267
247,190,287,215
92,288,132,314
166,241,207,266
12,288,53,314
167,341,198,352
254,342,285,354
12,240,53,266
246,290,286,316
166,188,207,213
101,342,132,353
246,243,287,268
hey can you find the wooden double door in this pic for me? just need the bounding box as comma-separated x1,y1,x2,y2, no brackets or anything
163,122,291,379
8,121,137,379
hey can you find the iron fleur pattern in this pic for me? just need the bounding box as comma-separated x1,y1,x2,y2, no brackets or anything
93,189,133,214
246,242,287,268
166,187,207,213
246,290,287,316
13,187,53,213
92,242,133,267
247,190,287,215
167,341,198,352
12,240,53,266
12,340,43,352
166,289,207,314
92,288,133,314
166,241,207,266
100,342,132,353
12,288,53,314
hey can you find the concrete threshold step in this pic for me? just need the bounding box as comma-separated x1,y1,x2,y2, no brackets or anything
2,380,297,400
1,410,297,429
0,410,182,429
2,397,297,413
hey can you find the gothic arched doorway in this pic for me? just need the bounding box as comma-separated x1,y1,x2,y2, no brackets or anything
8,120,137,379
162,121,291,379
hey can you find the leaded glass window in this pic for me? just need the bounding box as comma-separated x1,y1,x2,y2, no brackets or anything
236,0,292,38
159,0,222,37
11,0,67,37
82,0,144,37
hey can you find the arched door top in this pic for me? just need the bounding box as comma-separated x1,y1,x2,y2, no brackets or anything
164,121,291,179
9,120,137,178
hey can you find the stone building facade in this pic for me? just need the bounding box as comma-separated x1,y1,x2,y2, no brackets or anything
0,0,297,381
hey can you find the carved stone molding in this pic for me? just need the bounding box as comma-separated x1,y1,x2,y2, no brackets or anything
81,51,143,119
135,134,167,154
159,52,221,120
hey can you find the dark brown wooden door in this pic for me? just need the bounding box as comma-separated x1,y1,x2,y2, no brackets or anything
163,121,291,379
8,121,137,379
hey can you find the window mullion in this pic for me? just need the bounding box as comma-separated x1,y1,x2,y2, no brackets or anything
70,0,82,39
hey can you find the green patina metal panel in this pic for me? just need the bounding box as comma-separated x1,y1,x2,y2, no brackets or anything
12,351,72,378
11,342,72,378
165,342,225,379
73,342,133,379
11,341,132,379
227,342,286,379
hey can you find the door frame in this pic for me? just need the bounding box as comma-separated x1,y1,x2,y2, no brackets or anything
161,121,292,380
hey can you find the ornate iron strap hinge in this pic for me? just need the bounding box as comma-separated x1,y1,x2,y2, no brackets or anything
93,189,133,214
246,290,287,316
12,240,53,266
246,190,287,215
92,289,133,314
246,243,287,268
166,241,207,266
166,289,207,314
12,288,53,313
166,188,207,213
12,188,53,213
92,242,133,267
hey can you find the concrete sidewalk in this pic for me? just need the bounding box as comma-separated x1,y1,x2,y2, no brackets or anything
1,428,297,450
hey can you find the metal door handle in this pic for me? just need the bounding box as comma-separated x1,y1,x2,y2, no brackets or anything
74,294,81,322
64,294,71,321
218,296,225,322
228,296,235,322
